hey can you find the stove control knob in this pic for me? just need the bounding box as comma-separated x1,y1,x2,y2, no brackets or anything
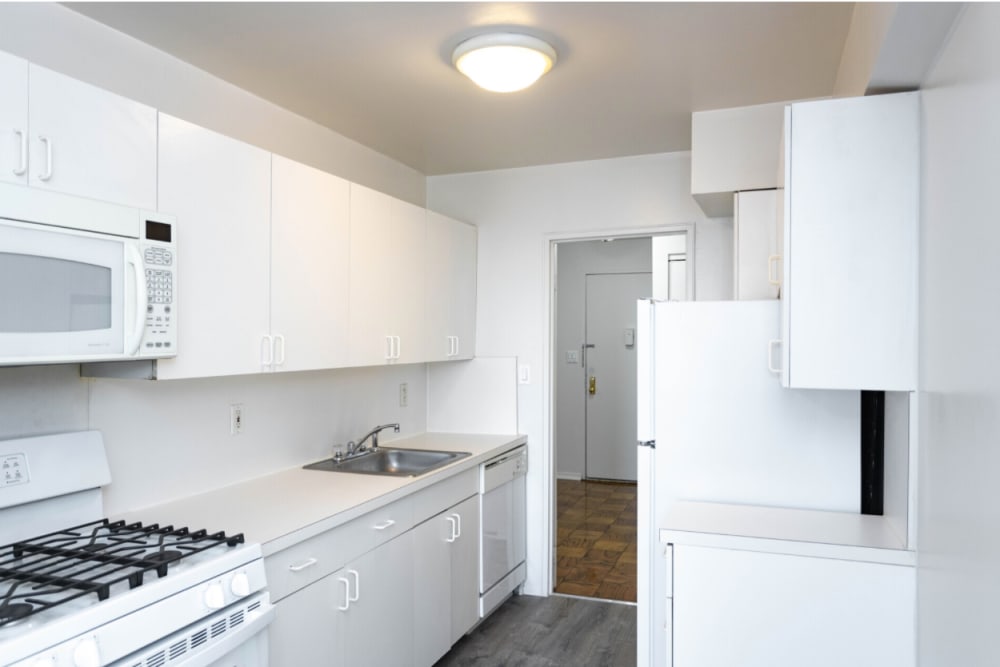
204,581,226,609
72,636,100,667
230,571,251,597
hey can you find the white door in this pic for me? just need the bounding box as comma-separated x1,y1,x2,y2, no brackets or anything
584,272,651,481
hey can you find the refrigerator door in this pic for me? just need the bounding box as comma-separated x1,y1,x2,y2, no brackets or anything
652,300,860,513
636,299,656,667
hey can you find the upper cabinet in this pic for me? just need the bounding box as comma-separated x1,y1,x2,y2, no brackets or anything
155,114,272,379
0,52,156,210
425,212,477,362
349,184,426,366
733,189,779,301
777,93,918,391
270,155,351,373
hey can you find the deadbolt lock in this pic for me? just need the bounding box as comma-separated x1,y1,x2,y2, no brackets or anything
589,376,596,395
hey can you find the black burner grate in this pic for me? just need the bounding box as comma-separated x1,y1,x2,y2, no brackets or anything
0,519,243,627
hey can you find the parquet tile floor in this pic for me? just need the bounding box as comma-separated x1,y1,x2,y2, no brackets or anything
554,479,637,603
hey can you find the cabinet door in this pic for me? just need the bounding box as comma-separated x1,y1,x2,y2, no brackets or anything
349,184,425,366
156,114,271,379
672,545,915,667
733,190,778,300
413,512,453,666
781,93,918,391
426,211,477,362
269,573,345,667
449,494,480,643
0,51,27,186
342,532,414,667
28,64,156,209
270,155,350,372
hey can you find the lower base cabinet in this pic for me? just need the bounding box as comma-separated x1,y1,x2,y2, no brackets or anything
413,495,481,665
670,544,916,667
268,469,483,667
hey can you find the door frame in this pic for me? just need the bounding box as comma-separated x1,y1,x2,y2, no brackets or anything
542,223,696,596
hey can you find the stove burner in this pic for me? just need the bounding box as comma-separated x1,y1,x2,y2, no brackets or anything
0,602,33,623
0,519,245,627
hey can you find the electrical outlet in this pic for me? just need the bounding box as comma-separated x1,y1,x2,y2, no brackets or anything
399,382,408,407
230,404,244,435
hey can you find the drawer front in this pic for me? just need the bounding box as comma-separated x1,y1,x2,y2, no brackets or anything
410,467,478,523
265,522,353,602
354,494,414,552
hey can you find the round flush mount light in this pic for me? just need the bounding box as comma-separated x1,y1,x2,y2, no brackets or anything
452,33,557,93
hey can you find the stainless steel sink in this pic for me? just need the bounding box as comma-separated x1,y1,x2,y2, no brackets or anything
303,447,471,477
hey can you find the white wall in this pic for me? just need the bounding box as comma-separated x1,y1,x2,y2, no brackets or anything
427,152,731,595
0,364,427,515
555,238,652,478
0,3,425,205
917,5,1000,666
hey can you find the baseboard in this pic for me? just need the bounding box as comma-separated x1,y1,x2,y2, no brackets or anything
556,472,583,481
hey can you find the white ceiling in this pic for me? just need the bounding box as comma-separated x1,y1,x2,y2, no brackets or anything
68,2,855,176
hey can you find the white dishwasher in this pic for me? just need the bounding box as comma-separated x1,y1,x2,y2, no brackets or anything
479,445,528,618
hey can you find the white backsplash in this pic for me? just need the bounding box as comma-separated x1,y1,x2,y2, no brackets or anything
0,363,427,517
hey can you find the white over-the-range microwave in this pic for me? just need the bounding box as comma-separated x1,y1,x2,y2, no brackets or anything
0,182,177,366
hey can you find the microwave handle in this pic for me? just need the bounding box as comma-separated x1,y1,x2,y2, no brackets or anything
126,245,147,356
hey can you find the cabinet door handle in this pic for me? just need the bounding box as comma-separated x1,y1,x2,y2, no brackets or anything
337,576,350,611
394,336,401,360
288,557,318,572
274,334,286,366
373,519,396,531
347,569,360,602
445,516,457,543
767,254,782,286
260,334,274,367
12,129,26,176
385,335,393,360
453,512,462,539
767,339,782,375
38,135,52,181
453,336,459,357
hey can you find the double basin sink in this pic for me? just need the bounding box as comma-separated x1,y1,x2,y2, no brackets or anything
304,447,470,477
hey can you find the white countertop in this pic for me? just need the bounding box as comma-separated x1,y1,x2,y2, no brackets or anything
121,433,526,556
659,500,916,566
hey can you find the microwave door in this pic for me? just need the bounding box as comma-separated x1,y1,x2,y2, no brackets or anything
0,221,126,363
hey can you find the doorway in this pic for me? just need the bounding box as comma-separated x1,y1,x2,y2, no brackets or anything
551,232,689,603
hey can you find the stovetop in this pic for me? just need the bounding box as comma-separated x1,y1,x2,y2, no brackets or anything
0,518,245,628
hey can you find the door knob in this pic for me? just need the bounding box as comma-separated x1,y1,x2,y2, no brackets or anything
589,376,596,395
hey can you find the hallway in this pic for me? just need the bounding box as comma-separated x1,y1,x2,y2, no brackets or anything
554,479,637,602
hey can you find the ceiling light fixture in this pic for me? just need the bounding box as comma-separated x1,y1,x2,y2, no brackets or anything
452,33,557,93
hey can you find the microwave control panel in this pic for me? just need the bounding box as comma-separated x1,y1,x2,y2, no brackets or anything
139,241,177,357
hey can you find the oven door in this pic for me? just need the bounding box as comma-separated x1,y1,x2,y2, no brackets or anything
0,219,142,364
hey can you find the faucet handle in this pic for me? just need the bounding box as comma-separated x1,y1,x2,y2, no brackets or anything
333,445,345,462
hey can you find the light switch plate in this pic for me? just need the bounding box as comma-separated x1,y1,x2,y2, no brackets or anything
518,365,531,384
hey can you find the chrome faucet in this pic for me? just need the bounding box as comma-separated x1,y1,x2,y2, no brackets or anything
346,423,400,457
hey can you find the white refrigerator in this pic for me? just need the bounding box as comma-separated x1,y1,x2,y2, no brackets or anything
636,299,861,666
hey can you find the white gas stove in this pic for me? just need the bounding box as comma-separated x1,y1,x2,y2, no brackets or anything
0,432,272,667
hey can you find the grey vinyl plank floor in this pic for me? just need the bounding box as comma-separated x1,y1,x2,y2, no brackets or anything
434,594,637,667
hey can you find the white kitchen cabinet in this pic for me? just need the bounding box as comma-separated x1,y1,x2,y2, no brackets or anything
0,60,157,210
778,92,918,391
340,532,415,667
733,189,779,300
155,113,271,379
269,155,351,372
0,54,156,209
268,571,344,667
425,211,477,362
0,51,28,187
671,544,915,667
413,494,480,665
348,183,426,366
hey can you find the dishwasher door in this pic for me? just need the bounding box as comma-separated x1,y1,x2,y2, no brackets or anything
479,446,527,615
